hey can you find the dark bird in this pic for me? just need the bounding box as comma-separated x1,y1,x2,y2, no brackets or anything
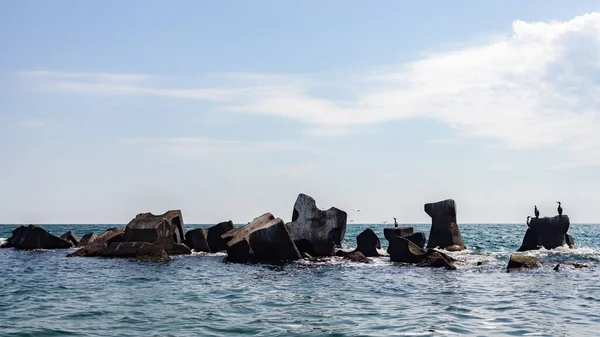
534,205,539,218
393,217,398,228
557,202,563,216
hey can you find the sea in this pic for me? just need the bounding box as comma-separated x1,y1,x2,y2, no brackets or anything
1,223,599,337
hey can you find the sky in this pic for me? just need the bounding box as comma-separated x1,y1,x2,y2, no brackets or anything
1,0,600,224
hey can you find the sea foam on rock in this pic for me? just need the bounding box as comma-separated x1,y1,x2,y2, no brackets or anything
2,225,73,250
285,193,347,257
424,199,466,251
518,215,574,251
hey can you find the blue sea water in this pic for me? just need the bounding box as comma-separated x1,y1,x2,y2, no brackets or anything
1,223,600,337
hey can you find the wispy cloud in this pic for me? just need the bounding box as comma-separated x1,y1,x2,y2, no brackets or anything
21,12,600,166
122,137,303,158
17,119,46,128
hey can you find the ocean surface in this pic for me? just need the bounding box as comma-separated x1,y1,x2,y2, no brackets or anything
1,223,599,337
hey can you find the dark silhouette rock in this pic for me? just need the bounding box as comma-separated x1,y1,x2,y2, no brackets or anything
517,215,572,251
224,213,301,263
207,221,235,252
383,227,413,242
185,228,210,252
355,228,386,257
60,231,80,247
566,234,575,248
285,194,347,256
404,232,427,249
123,210,185,244
344,251,371,263
4,225,73,250
388,235,427,263
334,249,352,257
416,251,457,270
78,233,97,247
507,254,542,272
424,199,466,251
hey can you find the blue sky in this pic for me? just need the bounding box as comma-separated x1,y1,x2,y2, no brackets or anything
1,1,600,224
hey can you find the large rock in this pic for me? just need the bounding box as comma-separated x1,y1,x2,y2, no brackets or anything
355,228,386,257
517,215,572,251
285,194,347,256
388,235,427,263
185,228,210,252
78,233,98,247
207,221,235,252
124,210,185,244
60,231,80,247
223,213,301,263
3,225,73,250
507,254,542,272
95,228,125,245
383,227,413,242
424,199,466,251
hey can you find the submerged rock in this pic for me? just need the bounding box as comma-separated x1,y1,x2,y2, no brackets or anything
507,254,542,272
3,225,73,250
553,262,588,271
424,199,466,251
60,231,80,247
223,213,301,263
137,249,171,263
356,228,386,257
416,251,456,270
518,215,573,251
344,251,371,263
285,194,347,257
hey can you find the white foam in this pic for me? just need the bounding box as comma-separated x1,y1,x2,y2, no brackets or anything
0,238,6,246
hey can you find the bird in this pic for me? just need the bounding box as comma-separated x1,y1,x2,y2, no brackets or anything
349,220,354,223
382,220,388,224
534,205,539,218
557,202,563,216
393,217,398,228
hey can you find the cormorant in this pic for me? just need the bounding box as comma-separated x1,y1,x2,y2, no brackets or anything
534,205,539,218
557,202,563,216
393,217,398,228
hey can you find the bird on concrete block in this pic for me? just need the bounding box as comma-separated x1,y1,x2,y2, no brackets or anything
534,205,540,218
557,202,563,217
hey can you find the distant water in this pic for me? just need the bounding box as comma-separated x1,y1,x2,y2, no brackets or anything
1,223,600,337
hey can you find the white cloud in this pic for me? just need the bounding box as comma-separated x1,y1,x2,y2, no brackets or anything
122,137,303,158
17,119,46,128
22,12,600,166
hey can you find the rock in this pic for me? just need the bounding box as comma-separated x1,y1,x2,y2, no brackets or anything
285,194,347,256
185,228,211,252
137,249,171,263
123,210,185,244
356,228,386,257
566,234,575,248
416,251,457,270
507,254,542,272
403,232,427,249
78,233,98,247
67,243,107,257
4,225,73,250
424,199,466,251
344,251,371,263
518,215,572,251
167,243,192,255
334,249,352,257
207,221,235,252
60,231,80,247
383,227,413,242
95,228,125,244
224,213,301,263
388,235,427,263
553,262,588,271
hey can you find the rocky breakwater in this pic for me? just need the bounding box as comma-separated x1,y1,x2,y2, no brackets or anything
424,199,466,251
518,215,574,251
1,225,73,249
68,210,191,260
387,232,457,269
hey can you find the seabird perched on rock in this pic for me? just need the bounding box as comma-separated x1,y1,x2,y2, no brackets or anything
534,205,539,218
557,202,563,216
393,217,398,228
